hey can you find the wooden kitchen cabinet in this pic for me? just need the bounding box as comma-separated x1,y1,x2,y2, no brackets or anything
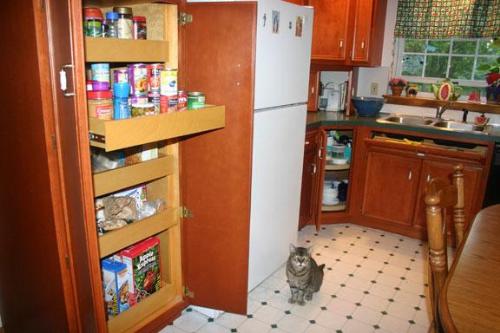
362,151,421,226
299,129,322,229
308,0,387,66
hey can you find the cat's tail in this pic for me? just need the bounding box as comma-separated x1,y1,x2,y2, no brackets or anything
319,264,325,271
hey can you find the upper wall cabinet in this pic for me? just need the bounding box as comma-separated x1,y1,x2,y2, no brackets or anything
308,0,387,67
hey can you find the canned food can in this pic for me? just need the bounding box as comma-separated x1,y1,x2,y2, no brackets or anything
113,68,128,84
91,63,110,91
148,64,163,95
160,95,178,114
149,93,161,114
128,64,148,97
160,69,178,96
187,92,205,110
177,90,187,111
131,103,156,117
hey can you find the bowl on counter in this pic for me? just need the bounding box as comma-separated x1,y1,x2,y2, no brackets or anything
352,97,384,117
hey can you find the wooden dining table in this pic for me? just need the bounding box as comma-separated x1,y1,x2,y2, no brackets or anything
439,204,500,332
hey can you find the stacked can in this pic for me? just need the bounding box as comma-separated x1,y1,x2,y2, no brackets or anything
160,68,178,113
148,64,163,114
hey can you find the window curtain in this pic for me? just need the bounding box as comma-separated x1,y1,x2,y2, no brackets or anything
394,0,499,38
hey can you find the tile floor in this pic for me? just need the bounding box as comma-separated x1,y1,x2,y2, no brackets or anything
160,223,431,333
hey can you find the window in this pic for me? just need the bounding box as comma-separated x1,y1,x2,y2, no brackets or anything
394,38,498,96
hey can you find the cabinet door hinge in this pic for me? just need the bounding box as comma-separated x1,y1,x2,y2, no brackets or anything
184,286,195,298
181,206,193,219
179,12,193,26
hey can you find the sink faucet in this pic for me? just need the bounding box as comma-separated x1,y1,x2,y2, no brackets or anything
462,109,469,123
435,104,450,119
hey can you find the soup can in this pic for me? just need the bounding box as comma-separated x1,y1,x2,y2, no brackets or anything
160,95,178,114
149,93,161,114
113,68,128,84
148,64,163,95
187,91,205,110
177,90,187,111
160,68,177,96
91,63,110,91
128,63,148,97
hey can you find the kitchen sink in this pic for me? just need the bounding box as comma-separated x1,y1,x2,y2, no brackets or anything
381,115,435,126
378,114,488,135
433,120,485,133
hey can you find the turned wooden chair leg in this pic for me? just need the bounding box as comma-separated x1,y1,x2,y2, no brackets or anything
452,164,465,245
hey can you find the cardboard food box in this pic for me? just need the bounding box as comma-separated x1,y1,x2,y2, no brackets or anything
101,258,130,317
120,237,161,304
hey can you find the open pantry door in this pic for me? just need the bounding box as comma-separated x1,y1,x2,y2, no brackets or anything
179,2,257,314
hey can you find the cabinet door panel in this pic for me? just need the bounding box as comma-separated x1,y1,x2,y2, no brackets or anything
309,0,350,61
362,152,421,225
351,0,374,63
299,130,321,229
181,3,256,315
413,160,483,234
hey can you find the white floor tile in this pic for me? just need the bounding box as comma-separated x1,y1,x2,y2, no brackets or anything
303,324,331,333
314,311,347,330
341,319,375,333
253,305,285,324
386,301,417,321
378,315,411,333
336,286,365,302
196,323,229,333
328,298,357,317
351,305,383,325
277,313,310,333
173,311,209,332
159,325,189,333
361,293,390,312
237,318,271,333
215,312,247,330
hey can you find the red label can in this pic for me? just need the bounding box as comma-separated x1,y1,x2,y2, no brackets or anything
160,95,178,114
177,90,187,111
148,64,163,95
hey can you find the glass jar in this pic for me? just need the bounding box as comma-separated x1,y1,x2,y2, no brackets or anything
133,16,147,40
84,8,103,37
104,11,119,38
113,7,133,39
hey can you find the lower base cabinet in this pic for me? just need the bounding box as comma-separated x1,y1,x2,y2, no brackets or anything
299,129,321,229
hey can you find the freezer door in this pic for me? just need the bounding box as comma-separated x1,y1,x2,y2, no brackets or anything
254,0,313,109
248,104,307,290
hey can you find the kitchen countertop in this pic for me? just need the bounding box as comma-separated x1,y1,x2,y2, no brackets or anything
307,112,500,142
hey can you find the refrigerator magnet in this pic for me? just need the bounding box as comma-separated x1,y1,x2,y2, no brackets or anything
295,16,304,37
272,10,280,34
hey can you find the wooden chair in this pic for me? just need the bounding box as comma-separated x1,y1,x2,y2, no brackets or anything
424,164,465,332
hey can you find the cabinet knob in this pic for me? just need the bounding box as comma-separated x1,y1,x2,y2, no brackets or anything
318,147,323,159
360,41,365,49
408,170,413,180
312,163,317,174
427,174,431,182
339,40,344,48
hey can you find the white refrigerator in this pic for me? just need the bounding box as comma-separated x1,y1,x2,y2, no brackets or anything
248,0,313,291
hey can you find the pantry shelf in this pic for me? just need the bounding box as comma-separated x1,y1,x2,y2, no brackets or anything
322,203,346,212
325,163,350,171
85,37,169,63
99,208,177,258
107,282,179,333
93,155,174,197
89,105,226,151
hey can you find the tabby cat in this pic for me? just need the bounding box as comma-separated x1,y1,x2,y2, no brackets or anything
286,244,325,305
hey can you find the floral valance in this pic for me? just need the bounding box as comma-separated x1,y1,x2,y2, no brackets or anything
394,0,500,39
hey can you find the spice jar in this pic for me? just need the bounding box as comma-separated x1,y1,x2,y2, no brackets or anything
113,7,133,39
104,12,119,38
84,8,103,37
133,16,147,40
87,90,113,119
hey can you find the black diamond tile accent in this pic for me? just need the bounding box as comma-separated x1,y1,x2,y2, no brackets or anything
274,290,280,294
400,277,406,280
363,230,367,233
261,301,268,305
363,290,370,294
186,308,193,312
409,320,416,325
316,253,321,256
394,287,400,291
389,253,394,256
394,246,399,249
414,306,421,311
384,261,389,265
346,315,352,320
388,298,394,302
399,239,404,242
246,314,253,318
419,243,423,246
377,270,383,274
363,256,368,259
321,306,327,310
324,245,329,248
332,238,337,241
374,324,380,329
350,243,355,246
375,241,380,244
327,267,332,271
343,251,348,254
340,283,346,287
306,240,311,243
271,324,278,329
284,310,291,314
424,283,429,287
331,294,337,298
314,233,318,236
336,258,341,262
406,267,411,271
339,231,343,235
336,330,343,333
380,234,385,237
411,258,415,262
345,225,350,228
322,227,326,230
420,294,426,298
348,273,354,277
208,318,214,322
369,248,374,251
355,302,361,306
357,236,361,239
415,251,420,254
371,280,377,284
309,320,316,324
231,329,237,332
381,311,388,315
356,264,361,268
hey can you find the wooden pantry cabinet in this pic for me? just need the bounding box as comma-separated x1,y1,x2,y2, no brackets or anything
0,1,255,332
307,0,387,66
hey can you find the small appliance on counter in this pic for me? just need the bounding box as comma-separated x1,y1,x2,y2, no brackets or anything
319,81,347,112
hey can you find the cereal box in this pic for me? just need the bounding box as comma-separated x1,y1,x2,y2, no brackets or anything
101,259,130,316
120,237,161,304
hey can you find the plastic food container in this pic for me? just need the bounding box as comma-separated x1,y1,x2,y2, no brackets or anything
84,8,103,37
87,90,113,119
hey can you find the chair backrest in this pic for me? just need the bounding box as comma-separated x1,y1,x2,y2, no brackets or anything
424,164,465,332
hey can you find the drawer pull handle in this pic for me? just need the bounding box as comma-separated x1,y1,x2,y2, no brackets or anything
312,163,317,174
427,174,431,182
408,170,412,180
59,64,75,97
417,152,426,157
361,41,365,49
339,40,343,48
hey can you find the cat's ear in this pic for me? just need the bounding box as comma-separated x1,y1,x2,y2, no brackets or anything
289,243,296,253
306,246,313,255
